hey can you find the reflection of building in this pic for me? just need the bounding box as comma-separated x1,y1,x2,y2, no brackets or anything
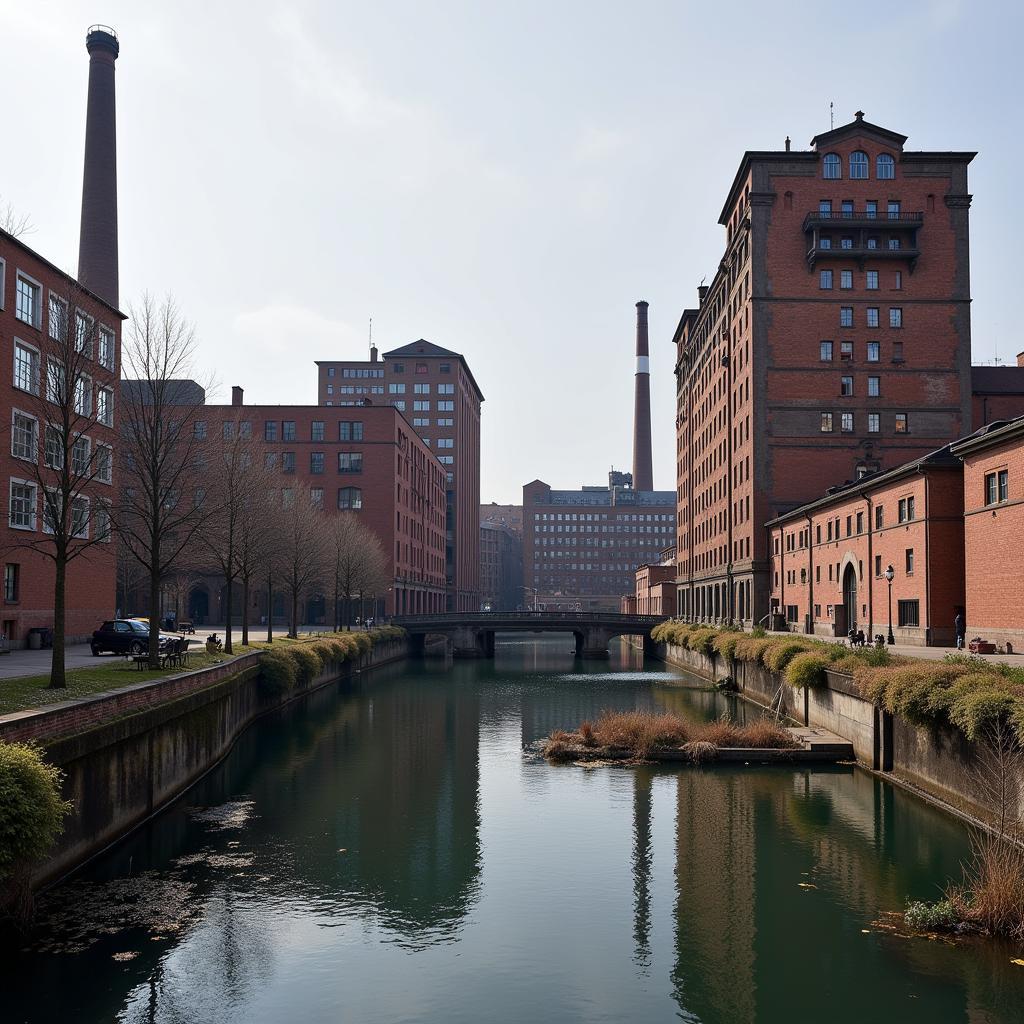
316,340,483,611
479,510,522,611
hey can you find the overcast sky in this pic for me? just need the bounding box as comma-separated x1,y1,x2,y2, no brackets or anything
4,0,1018,503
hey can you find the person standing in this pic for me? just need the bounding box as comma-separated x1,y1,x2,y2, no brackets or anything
954,609,966,650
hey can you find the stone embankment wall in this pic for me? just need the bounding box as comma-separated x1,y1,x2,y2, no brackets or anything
658,643,1020,826
0,639,408,887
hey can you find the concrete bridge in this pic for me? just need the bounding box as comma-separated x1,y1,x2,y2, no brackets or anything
392,611,665,658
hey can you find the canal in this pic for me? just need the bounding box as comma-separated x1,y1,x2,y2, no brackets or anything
4,637,1023,1023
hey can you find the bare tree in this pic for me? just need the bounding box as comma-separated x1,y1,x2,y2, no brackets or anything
118,295,213,667
162,569,202,625
276,486,330,638
116,536,145,615
0,198,33,239
6,278,118,687
234,466,280,647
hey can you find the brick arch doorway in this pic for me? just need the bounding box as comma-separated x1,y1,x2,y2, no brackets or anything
842,564,858,634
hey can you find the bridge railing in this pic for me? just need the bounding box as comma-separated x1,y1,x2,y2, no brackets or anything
392,611,665,626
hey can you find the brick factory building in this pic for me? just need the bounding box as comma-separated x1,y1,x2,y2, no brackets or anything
523,473,676,613
673,112,976,628
479,503,522,611
631,563,677,617
316,339,482,612
971,359,1024,428
766,447,964,646
950,416,1024,650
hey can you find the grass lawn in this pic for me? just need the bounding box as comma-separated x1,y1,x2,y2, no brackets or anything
0,645,263,716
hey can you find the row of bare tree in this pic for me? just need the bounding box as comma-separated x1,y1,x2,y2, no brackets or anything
4,284,388,688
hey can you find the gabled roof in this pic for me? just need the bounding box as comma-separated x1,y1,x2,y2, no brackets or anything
811,112,908,150
383,339,460,359
951,413,1024,458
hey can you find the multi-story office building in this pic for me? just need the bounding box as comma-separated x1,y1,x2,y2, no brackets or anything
523,472,676,612
316,339,483,611
479,503,523,610
674,112,975,627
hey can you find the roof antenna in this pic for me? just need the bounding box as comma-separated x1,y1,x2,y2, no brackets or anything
830,101,834,130
368,317,378,363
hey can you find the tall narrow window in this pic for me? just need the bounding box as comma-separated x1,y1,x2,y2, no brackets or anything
820,341,833,361
866,200,878,219
866,307,879,327
840,270,853,289
866,271,879,290
868,412,880,433
823,154,841,179
840,376,854,396
895,413,908,434
840,307,853,327
887,200,901,220
820,413,833,432
890,307,903,328
841,412,854,432
868,376,880,397
850,151,868,179
877,154,895,179
819,270,833,290
819,200,833,215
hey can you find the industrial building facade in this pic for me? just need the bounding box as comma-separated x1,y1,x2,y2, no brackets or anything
674,113,976,627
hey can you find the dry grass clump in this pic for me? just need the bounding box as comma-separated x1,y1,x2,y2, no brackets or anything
682,740,718,764
579,721,597,747
590,711,689,756
739,718,797,749
545,739,575,764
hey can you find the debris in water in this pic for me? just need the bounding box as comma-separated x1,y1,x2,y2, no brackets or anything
798,883,817,889
112,951,138,962
1011,959,1024,967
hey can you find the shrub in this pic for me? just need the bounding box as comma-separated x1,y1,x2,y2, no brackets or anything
0,743,72,881
712,631,741,661
856,663,971,724
259,650,297,697
739,718,799,749
762,638,814,673
904,898,961,932
947,685,1019,742
682,740,718,764
786,652,830,690
545,739,575,763
701,717,741,747
290,645,324,685
686,628,720,656
579,721,596,747
591,711,689,756
751,626,767,638
733,636,774,664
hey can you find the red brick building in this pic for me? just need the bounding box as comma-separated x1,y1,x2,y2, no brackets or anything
674,112,975,628
632,563,677,617
316,340,482,611
971,360,1024,428
196,395,447,619
766,447,965,646
950,416,1024,649
523,473,676,612
0,230,122,645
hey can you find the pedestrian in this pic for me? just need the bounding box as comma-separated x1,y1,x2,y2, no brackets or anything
954,609,966,651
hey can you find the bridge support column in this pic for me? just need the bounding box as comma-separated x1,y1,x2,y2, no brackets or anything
409,633,426,657
451,626,484,658
576,628,612,658
483,631,495,658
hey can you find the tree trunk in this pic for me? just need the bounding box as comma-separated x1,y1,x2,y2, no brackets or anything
48,551,67,689
241,575,250,647
290,590,299,639
266,567,273,643
223,574,233,655
149,565,162,668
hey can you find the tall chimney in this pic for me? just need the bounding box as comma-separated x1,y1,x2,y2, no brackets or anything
78,25,120,308
632,300,653,493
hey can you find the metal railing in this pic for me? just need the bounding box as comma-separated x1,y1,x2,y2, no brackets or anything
394,611,665,625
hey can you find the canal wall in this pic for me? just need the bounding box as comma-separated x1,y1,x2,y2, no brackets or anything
657,643,1021,827
0,638,408,889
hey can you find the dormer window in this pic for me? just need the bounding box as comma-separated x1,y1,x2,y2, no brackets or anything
877,153,895,179
850,151,869,179
823,153,841,179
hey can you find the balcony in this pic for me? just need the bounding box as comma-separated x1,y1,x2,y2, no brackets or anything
802,209,924,231
806,244,921,271
803,208,923,272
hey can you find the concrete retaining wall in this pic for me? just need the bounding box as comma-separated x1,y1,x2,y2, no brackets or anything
2,639,408,888
658,642,1022,826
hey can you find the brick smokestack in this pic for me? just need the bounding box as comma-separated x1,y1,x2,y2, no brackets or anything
632,300,653,492
78,25,120,308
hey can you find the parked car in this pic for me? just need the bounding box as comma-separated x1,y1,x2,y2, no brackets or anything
90,619,175,656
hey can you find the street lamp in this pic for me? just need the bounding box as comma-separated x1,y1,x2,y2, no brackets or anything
884,564,895,645
520,586,540,612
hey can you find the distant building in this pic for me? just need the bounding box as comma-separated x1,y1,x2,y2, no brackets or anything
523,472,676,613
632,563,677,617
316,340,483,611
479,521,522,611
971,359,1024,428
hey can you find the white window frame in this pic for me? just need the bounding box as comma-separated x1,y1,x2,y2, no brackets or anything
44,423,65,470
75,309,94,357
49,293,69,341
13,338,40,395
15,270,42,328
75,373,93,416
95,384,113,427
10,408,38,462
46,358,66,404
94,498,112,542
9,478,37,531
71,434,91,477
97,323,115,371
71,494,89,539
42,486,59,535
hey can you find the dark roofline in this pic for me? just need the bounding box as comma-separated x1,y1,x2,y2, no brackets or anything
718,151,817,225
765,446,961,527
810,117,908,149
0,226,126,319
900,151,977,164
950,414,1024,458
382,342,485,403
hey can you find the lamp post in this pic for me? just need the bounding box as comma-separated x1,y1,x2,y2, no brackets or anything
884,564,895,645
520,586,540,612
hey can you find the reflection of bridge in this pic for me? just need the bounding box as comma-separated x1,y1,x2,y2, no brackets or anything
392,611,664,658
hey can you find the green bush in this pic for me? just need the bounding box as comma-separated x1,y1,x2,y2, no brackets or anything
904,898,960,932
751,626,767,638
685,627,718,656
0,742,72,880
733,636,774,664
712,631,741,661
290,645,324,685
259,650,297,697
786,652,830,690
762,638,814,673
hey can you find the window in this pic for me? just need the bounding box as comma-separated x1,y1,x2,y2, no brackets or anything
866,307,879,328
439,455,454,465
437,417,453,427
310,487,324,508
71,435,91,476
894,271,902,290
892,341,904,362
338,421,364,441
15,274,41,327
75,311,93,356
842,200,854,216
841,376,854,396
413,417,429,427
867,376,880,397
823,154,841,179
887,200,901,219
96,444,112,484
895,413,908,433
311,421,325,441
867,341,880,362
856,511,864,533
898,496,915,522
867,237,878,250
193,420,207,440
96,387,113,428
264,452,277,470
413,400,430,412
9,480,36,530
820,235,833,251
840,307,853,328
820,270,833,290
866,271,879,290
820,341,833,361
393,363,405,373
850,151,868,179
437,438,454,449
898,600,919,628
889,307,903,328
310,452,324,474
985,470,1009,505
414,383,431,394
999,469,1009,502
905,548,915,574
239,421,251,440
223,421,235,441
416,362,428,374
840,236,853,250
338,486,362,510
327,367,335,377
875,505,884,529
868,413,880,433
866,200,878,219
839,412,853,432
388,383,406,394
45,425,63,469
338,452,363,473
11,411,37,461
820,413,833,432
820,200,833,214
4,563,19,602
14,341,40,394
840,270,853,289
264,420,278,441
46,360,65,404
326,385,333,395
282,421,295,441
877,154,895,179
888,237,901,251
49,294,68,340
838,339,852,360
94,501,112,542
392,400,406,411
440,363,451,373
98,326,115,370
437,383,455,395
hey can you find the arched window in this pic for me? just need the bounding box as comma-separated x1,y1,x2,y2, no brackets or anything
850,151,869,179
877,153,895,179
337,486,362,510
823,153,841,179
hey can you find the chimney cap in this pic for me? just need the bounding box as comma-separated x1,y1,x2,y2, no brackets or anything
86,25,119,56
635,299,649,308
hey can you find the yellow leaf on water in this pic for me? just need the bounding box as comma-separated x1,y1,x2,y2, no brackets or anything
798,883,817,889
1011,959,1024,967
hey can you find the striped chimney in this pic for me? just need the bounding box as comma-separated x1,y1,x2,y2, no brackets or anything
632,300,653,492
78,25,120,308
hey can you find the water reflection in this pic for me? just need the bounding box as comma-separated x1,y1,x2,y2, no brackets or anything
2,638,1023,1024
